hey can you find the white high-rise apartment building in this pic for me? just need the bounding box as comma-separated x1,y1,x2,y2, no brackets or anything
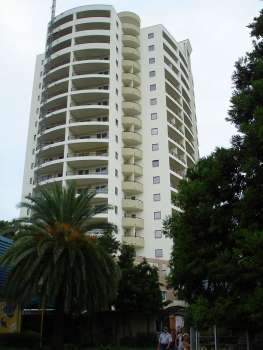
21,5,199,265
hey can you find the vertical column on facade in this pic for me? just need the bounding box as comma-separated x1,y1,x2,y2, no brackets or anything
119,12,144,247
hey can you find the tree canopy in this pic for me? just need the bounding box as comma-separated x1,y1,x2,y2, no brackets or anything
165,10,263,331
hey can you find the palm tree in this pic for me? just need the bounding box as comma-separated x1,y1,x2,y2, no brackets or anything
0,182,119,349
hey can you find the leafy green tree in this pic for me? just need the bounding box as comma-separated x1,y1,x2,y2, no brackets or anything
0,182,119,350
0,220,18,239
165,9,263,332
116,245,162,332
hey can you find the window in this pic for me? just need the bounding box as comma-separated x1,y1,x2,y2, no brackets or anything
41,59,44,65
116,73,119,81
151,112,158,120
116,21,119,28
115,169,118,177
153,176,160,184
148,45,155,51
150,98,157,105
37,95,40,101
115,135,118,143
115,152,118,159
150,84,156,91
116,33,119,40
153,193,161,201
115,103,118,111
115,187,118,195
116,88,119,95
115,118,118,126
30,177,32,184
116,46,119,53
34,135,36,140
116,59,119,67
115,206,118,214
155,249,163,258
154,211,161,220
39,83,41,89
152,143,159,151
152,160,159,167
155,229,162,238
148,32,154,39
149,57,155,64
149,70,156,77
151,128,158,135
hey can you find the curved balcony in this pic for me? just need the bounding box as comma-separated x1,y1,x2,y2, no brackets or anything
122,147,142,160
122,60,140,73
122,101,141,116
122,47,140,61
122,181,143,194
36,139,65,152
45,65,70,85
35,160,63,176
36,174,63,186
123,87,140,101
122,198,143,211
121,23,140,37
122,35,139,49
123,235,144,248
36,155,64,169
123,73,140,87
122,131,142,146
122,164,143,176
119,11,140,26
122,116,141,129
122,217,144,229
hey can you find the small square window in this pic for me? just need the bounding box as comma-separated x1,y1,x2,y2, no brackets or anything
153,176,160,184
116,33,119,40
116,21,119,28
154,211,161,220
151,128,158,135
149,57,155,64
155,249,163,258
34,135,36,140
152,160,159,167
153,193,161,201
115,135,118,142
116,46,119,53
151,113,158,120
115,119,118,126
148,45,155,51
116,88,119,95
150,98,157,105
148,33,154,39
115,187,118,195
149,70,156,77
152,143,159,151
115,206,118,214
115,169,118,177
116,74,119,81
155,229,162,238
115,152,118,159
150,84,156,91
115,103,118,111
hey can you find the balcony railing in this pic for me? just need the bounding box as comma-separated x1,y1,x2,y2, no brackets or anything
37,173,63,183
37,155,64,166
69,117,108,123
67,151,108,158
67,168,108,176
68,133,108,140
37,138,64,150
77,187,108,195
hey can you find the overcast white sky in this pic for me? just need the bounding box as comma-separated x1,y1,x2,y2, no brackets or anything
0,0,261,220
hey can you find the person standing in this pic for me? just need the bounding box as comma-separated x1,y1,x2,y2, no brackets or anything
158,327,172,350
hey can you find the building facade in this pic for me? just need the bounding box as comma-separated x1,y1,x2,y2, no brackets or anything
21,5,199,269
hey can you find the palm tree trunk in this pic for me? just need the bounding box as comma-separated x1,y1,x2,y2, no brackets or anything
52,296,65,350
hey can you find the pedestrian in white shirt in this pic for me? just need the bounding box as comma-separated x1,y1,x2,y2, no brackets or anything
158,327,172,350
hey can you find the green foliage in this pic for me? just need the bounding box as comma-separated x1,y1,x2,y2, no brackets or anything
115,246,162,316
0,182,119,315
166,9,263,331
0,219,19,238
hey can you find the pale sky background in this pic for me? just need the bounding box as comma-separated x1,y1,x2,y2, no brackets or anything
0,0,261,220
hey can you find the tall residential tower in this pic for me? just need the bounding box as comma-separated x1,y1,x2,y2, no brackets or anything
21,5,199,277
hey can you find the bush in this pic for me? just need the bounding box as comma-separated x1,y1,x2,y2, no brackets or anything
0,331,40,348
